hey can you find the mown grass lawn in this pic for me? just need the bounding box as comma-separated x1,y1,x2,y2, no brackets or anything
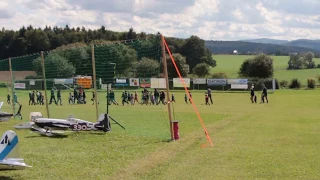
1,88,320,180
213,55,320,85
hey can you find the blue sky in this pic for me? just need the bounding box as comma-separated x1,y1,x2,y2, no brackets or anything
0,0,319,40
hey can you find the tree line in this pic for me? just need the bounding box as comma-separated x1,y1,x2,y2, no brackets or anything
0,25,215,79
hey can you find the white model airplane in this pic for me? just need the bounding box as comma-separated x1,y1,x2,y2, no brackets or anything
30,113,124,137
0,102,22,122
0,130,31,170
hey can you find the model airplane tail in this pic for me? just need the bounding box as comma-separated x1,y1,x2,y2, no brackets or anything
0,130,21,160
0,130,31,170
96,114,111,132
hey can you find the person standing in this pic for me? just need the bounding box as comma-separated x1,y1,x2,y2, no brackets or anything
250,85,257,103
49,88,57,105
207,88,213,104
261,85,268,103
57,89,62,105
7,93,11,105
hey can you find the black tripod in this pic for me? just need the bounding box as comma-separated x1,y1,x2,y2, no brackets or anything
106,85,125,130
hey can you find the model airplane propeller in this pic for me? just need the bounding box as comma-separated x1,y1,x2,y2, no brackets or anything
0,130,31,171
30,112,125,137
0,102,22,122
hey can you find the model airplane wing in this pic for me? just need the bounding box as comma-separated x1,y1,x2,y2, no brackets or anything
0,130,31,170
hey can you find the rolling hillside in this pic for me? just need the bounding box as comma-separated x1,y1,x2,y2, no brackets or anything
240,38,320,51
205,40,319,54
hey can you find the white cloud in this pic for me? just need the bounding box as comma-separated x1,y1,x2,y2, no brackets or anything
0,0,320,40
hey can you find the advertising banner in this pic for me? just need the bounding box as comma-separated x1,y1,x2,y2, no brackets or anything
193,78,206,84
54,79,73,84
227,79,248,84
151,78,166,89
173,78,190,88
14,83,26,89
129,78,139,86
115,79,128,86
140,78,151,88
207,79,227,86
29,80,35,85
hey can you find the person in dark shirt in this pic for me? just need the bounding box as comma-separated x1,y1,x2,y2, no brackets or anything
91,91,95,105
207,88,213,104
49,88,57,105
261,86,268,103
57,89,62,105
154,89,159,105
7,94,10,105
250,85,257,103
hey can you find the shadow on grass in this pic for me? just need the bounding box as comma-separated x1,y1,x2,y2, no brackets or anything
0,176,15,180
118,138,172,149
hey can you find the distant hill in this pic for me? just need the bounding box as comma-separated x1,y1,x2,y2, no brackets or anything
240,38,320,51
241,38,289,45
205,40,319,54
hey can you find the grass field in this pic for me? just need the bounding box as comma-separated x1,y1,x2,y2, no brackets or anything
1,88,320,180
213,55,320,85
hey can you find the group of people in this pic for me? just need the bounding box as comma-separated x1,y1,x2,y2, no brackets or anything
28,90,45,105
113,88,169,106
250,84,269,104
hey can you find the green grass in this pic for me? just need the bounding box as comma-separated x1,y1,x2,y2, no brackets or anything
213,55,320,85
1,88,320,179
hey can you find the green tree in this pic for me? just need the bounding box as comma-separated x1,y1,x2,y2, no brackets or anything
94,43,138,78
192,63,211,77
167,53,189,78
238,53,274,78
303,52,315,68
134,57,160,78
54,43,91,75
33,53,76,78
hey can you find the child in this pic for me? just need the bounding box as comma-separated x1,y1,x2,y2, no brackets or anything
171,94,175,102
7,94,10,105
91,91,95,105
184,94,188,104
121,92,127,105
130,94,134,105
205,94,210,105
134,91,139,104
150,93,155,105
68,92,74,104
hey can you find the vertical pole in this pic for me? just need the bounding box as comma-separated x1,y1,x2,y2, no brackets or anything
8,58,15,115
161,35,174,141
91,43,99,120
41,52,50,118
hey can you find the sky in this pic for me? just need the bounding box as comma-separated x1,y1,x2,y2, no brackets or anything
0,0,320,41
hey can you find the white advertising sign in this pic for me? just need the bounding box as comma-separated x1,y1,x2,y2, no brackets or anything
193,78,206,84
173,78,190,88
129,78,139,86
151,78,166,89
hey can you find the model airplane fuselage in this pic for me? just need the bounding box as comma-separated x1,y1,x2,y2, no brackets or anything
31,113,111,136
0,130,31,170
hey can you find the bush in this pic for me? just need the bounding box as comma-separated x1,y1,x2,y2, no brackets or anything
211,72,228,79
279,80,288,88
0,82,7,88
289,79,301,89
317,64,320,68
307,79,316,89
